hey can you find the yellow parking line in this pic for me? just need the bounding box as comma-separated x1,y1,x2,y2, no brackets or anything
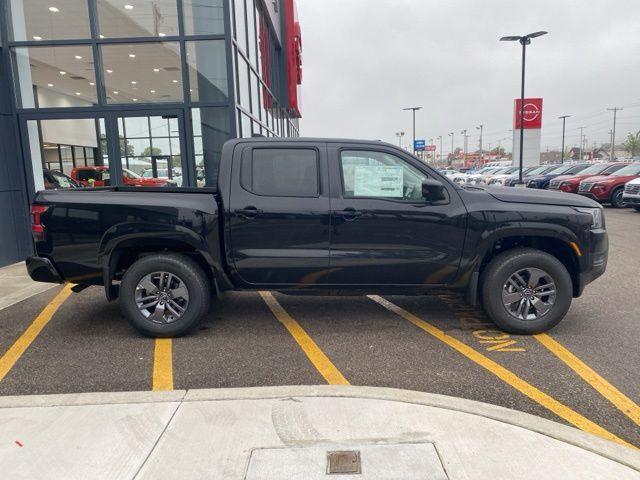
259,291,349,385
368,295,635,449
152,338,174,391
0,284,73,382
535,333,640,427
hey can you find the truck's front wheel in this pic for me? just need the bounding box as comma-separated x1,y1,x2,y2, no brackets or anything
481,248,572,334
120,254,210,337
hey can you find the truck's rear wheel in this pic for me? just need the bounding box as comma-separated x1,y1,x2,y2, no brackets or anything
120,254,210,337
480,248,572,334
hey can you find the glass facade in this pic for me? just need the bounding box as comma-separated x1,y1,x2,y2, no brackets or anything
3,0,300,193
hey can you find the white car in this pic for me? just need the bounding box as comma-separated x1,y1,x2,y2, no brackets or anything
623,178,640,212
466,166,510,185
439,169,469,184
487,167,519,186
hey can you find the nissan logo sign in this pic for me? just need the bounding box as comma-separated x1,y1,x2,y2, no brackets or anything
523,103,541,122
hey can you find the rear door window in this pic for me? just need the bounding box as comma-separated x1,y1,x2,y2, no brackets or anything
241,148,319,197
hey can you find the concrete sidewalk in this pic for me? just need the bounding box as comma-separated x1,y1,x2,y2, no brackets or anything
0,262,54,311
0,386,638,479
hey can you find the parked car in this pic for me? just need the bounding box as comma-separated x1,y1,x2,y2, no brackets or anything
27,138,607,338
43,169,80,189
466,166,511,185
578,163,640,208
622,178,640,212
486,167,521,186
526,164,591,189
439,168,468,184
503,165,557,187
71,166,172,187
548,163,629,194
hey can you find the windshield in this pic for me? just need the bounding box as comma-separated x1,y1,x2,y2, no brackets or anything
546,164,573,175
610,164,640,176
524,166,549,176
122,168,141,179
578,164,610,175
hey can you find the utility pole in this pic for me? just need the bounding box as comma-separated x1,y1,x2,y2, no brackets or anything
448,132,454,166
558,115,571,164
403,106,422,155
460,129,469,165
607,107,622,161
476,124,483,163
437,135,443,165
395,131,405,148
577,126,585,161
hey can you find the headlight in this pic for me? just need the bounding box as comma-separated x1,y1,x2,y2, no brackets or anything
593,183,606,190
575,207,604,229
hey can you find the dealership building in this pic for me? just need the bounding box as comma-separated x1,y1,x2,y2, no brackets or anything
0,0,302,267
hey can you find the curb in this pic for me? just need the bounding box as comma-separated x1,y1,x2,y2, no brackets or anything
1,385,638,471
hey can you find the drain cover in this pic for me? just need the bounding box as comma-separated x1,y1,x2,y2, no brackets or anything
327,450,361,474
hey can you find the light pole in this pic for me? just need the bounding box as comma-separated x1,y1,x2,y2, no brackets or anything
437,135,443,165
577,126,585,161
476,124,483,163
607,107,622,160
395,131,405,148
558,115,571,164
500,31,548,184
448,132,454,166
403,106,422,155
461,129,468,165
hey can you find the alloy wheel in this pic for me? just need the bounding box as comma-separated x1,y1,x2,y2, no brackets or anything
135,271,190,324
502,267,556,321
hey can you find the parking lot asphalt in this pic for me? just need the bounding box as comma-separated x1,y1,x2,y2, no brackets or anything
0,208,639,449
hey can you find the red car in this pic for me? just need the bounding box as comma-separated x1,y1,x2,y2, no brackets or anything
577,163,640,207
548,162,629,194
71,166,169,187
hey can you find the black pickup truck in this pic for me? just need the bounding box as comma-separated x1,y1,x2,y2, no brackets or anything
26,138,608,337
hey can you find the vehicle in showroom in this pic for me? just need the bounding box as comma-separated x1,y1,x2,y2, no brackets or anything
526,164,590,189
27,138,608,338
622,178,640,211
142,167,184,187
578,163,640,208
504,165,557,187
43,170,80,190
71,166,174,188
548,163,629,194
439,168,468,184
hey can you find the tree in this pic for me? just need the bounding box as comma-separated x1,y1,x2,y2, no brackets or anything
141,146,163,157
621,131,640,157
490,147,506,156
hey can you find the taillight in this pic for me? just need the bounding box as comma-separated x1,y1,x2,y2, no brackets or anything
31,204,49,241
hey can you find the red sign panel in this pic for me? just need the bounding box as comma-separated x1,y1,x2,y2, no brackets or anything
514,98,543,129
425,145,437,151
284,0,302,118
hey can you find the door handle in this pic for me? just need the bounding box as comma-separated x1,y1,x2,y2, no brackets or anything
235,206,263,219
340,208,363,220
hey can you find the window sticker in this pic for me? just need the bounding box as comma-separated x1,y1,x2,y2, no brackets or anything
353,165,403,197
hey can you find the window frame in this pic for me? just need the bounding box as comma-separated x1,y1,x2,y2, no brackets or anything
240,146,321,198
337,148,435,203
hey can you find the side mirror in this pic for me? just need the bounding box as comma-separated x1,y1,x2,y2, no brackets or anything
422,179,447,202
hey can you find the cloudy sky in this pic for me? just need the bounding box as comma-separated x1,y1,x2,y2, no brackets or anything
296,0,640,154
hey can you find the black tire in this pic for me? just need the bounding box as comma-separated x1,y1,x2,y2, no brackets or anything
610,186,625,208
633,206,640,213
480,248,572,334
120,254,210,337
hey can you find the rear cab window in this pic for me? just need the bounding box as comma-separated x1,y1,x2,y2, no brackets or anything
241,148,319,197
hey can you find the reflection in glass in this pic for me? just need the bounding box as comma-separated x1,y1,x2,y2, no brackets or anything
101,42,183,104
186,40,228,103
183,0,224,35
97,0,179,38
234,0,247,53
191,108,230,186
9,0,91,41
12,45,97,108
237,57,250,110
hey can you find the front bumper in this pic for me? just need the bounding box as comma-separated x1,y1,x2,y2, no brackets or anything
26,256,64,284
575,229,608,296
622,195,640,205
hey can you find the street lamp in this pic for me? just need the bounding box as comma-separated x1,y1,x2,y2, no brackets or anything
437,135,443,165
395,131,405,148
403,106,422,155
448,132,454,166
460,129,468,164
500,30,548,185
476,124,483,163
558,115,571,164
